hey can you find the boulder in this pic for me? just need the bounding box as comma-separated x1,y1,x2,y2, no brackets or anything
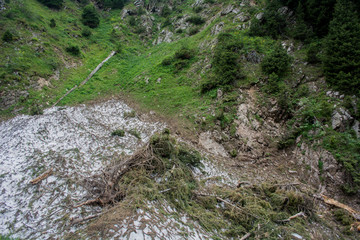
211,22,224,35
221,5,234,16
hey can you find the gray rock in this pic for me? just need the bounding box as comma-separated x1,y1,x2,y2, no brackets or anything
256,12,264,20
246,50,262,63
153,29,174,45
217,89,223,99
234,12,250,22
221,5,234,16
211,22,224,35
331,108,353,131
352,120,360,138
156,78,161,83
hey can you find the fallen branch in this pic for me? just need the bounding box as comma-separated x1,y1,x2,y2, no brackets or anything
30,168,53,184
71,214,101,225
276,212,306,223
321,195,360,221
74,198,102,208
239,232,251,240
195,192,259,219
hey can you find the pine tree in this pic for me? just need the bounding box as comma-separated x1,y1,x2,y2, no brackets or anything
82,5,100,28
324,0,360,96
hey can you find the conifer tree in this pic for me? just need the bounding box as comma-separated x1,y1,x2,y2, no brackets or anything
324,0,360,95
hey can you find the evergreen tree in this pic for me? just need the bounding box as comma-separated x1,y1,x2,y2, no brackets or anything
324,0,360,96
290,2,312,40
82,5,100,28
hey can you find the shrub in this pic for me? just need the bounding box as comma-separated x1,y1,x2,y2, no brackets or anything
65,45,81,56
2,30,13,42
249,0,287,39
37,0,63,9
306,42,321,64
30,105,43,115
82,27,92,37
111,129,125,137
261,45,292,77
129,129,141,139
174,47,193,60
128,16,137,26
49,18,56,28
201,33,244,93
82,5,100,28
161,57,172,66
176,29,183,34
194,6,203,13
186,16,205,25
188,27,199,35
161,5,171,17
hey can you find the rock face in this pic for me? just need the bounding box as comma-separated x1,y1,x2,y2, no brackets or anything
199,131,229,158
153,29,174,45
211,22,224,35
293,141,346,193
331,108,353,131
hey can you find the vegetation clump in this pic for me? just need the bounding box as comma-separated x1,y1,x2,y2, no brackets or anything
161,47,195,73
82,5,100,28
201,33,244,93
111,129,125,137
65,45,81,56
2,30,13,42
186,16,205,25
37,0,63,10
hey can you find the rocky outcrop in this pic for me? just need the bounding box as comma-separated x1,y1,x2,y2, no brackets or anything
211,22,224,35
331,108,353,131
152,29,174,45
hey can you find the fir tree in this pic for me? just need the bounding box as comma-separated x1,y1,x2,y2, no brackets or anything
324,0,360,96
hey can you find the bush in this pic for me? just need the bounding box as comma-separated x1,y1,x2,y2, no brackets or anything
249,0,287,39
161,5,171,17
30,105,43,116
37,0,63,9
188,27,199,35
161,57,172,66
128,16,137,26
49,18,56,28
194,6,203,13
261,45,292,77
66,45,81,56
2,30,13,42
306,42,321,64
174,47,193,60
129,129,141,139
82,27,92,37
201,33,244,93
82,5,100,28
186,16,205,25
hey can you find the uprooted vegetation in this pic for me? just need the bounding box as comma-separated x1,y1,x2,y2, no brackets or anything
69,131,359,239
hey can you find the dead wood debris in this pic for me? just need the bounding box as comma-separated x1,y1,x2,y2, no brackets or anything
276,211,306,223
321,194,360,221
30,168,53,184
70,214,101,225
78,143,164,207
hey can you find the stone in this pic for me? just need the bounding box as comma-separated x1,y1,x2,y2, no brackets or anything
352,120,360,138
156,78,161,83
331,108,353,131
221,5,234,16
256,12,264,20
217,89,223,99
211,22,224,35
246,50,262,63
234,12,250,22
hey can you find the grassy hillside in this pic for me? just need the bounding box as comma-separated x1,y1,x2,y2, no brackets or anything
1,0,360,238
